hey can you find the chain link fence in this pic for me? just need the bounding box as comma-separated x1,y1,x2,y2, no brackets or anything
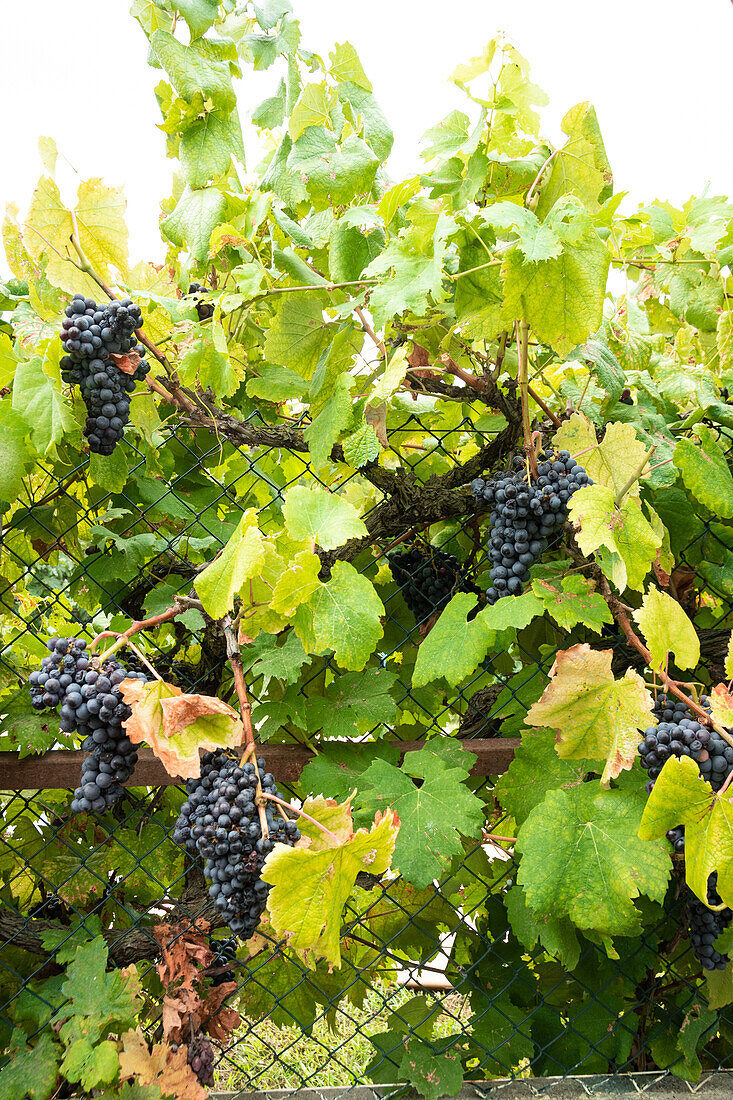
1,412,732,1096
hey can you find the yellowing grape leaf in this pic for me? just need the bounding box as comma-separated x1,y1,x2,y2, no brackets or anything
634,587,700,672
554,413,650,499
270,550,321,615
262,799,398,967
196,508,265,618
517,783,669,936
307,560,385,670
283,485,367,551
725,633,733,680
121,679,243,778
711,683,733,729
526,644,654,785
639,755,733,909
118,1030,206,1100
568,483,661,592
531,574,612,633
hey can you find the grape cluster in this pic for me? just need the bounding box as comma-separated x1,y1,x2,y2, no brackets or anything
637,693,733,794
471,449,591,604
187,1034,215,1088
28,637,146,813
666,825,686,854
188,282,214,321
388,546,480,625
60,294,150,455
687,874,732,971
209,935,238,986
173,750,300,939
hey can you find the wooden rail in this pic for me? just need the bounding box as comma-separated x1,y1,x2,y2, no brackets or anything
0,739,518,790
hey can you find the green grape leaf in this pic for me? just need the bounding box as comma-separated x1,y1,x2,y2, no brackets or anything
60,938,138,1030
246,363,306,402
161,185,227,261
706,965,733,1010
526,643,653,785
517,784,669,935
477,591,544,634
287,128,380,209
303,668,397,739
179,327,238,396
674,425,733,518
365,209,456,328
299,741,401,804
150,30,236,109
270,549,321,615
634,587,700,672
12,357,76,452
0,1030,60,1100
262,798,398,967
307,561,384,670
535,102,613,218
567,337,624,404
726,632,733,680
376,176,421,227
179,109,244,188
303,371,355,467
0,404,35,506
61,1037,119,1092
263,294,330,380
196,509,265,618
505,882,581,969
494,727,590,829
412,593,487,688
638,756,733,909
398,1038,464,1100
174,0,219,38
0,688,70,756
283,485,366,551
568,484,661,592
531,574,612,633
482,201,562,262
453,238,504,339
244,630,308,688
288,83,333,140
342,421,380,467
357,740,483,888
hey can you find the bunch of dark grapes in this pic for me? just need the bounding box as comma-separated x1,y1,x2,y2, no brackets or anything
637,693,733,794
188,282,214,321
208,935,238,986
471,449,591,604
666,825,686,854
686,873,732,971
28,637,147,813
187,1034,215,1088
59,294,150,455
173,750,299,939
388,546,481,625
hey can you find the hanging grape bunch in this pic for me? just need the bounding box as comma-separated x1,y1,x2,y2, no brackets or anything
471,448,591,604
388,546,481,626
686,875,732,971
173,749,300,940
28,637,147,813
60,294,151,455
188,282,215,321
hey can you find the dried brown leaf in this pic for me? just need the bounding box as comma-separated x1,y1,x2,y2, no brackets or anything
118,1028,207,1100
110,350,141,376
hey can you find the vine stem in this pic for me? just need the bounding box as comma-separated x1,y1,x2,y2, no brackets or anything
91,598,203,662
259,791,341,845
516,319,537,478
222,615,269,840
354,306,387,362
613,444,656,507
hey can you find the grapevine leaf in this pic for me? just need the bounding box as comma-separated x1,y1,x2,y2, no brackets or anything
270,550,321,615
517,784,669,935
0,688,70,756
494,728,590,829
398,1038,464,1100
180,109,245,190
150,30,235,109
568,483,661,592
377,176,421,226
412,593,486,687
121,679,243,778
60,939,138,1029
342,421,381,467
638,756,733,908
283,485,367,551
674,425,733,518
303,668,397,739
246,363,306,402
61,1038,119,1091
288,83,333,140
75,178,129,282
303,371,355,466
196,509,265,617
329,41,372,91
160,185,227,262
531,574,612,633
505,882,581,969
526,644,653,785
477,591,544,634
299,742,401,804
453,240,504,339
482,201,562,262
174,0,219,38
179,327,237,396
287,128,380,209
634,587,700,672
554,414,650,499
307,561,384,670
711,685,733,737
118,1029,207,1100
706,965,733,1010
0,1030,60,1100
262,800,398,967
12,357,76,452
726,633,733,680
263,294,330,380
357,741,483,888
535,102,612,218
0,404,35,506
365,209,456,328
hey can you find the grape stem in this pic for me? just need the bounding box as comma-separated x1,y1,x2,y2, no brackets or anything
92,597,204,662
613,444,656,507
516,319,538,479
222,615,270,841
259,792,341,845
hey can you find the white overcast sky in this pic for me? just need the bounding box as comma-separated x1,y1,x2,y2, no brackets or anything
1,0,731,270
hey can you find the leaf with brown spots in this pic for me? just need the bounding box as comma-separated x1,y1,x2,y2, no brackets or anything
118,1029,207,1100
526,644,654,786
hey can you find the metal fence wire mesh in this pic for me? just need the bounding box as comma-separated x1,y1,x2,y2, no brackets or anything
1,412,732,1096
